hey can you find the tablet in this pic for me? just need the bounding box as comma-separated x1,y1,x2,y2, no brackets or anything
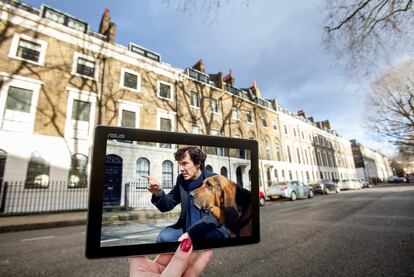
86,126,260,259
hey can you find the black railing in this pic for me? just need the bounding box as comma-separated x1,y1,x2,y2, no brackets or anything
0,181,88,214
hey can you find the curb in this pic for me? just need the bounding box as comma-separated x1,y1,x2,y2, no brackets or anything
0,218,87,233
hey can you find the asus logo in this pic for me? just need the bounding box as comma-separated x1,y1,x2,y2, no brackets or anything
108,133,126,139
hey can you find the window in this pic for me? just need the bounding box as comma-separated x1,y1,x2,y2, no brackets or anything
25,152,50,189
121,110,136,128
2,86,33,131
301,131,304,139
323,152,328,167
265,140,271,160
211,129,223,156
296,147,301,164
274,169,278,179
191,124,199,134
220,167,228,178
289,170,293,180
71,99,91,139
262,117,268,128
190,91,200,108
246,111,253,123
0,78,41,133
17,39,41,62
328,153,333,167
317,151,322,166
72,53,98,79
286,145,292,163
304,149,309,164
136,158,150,188
160,118,172,148
284,125,288,135
162,160,173,189
232,106,239,120
275,144,281,161
65,89,96,140
281,170,285,179
205,165,213,173
272,120,277,130
118,101,141,128
120,68,141,92
9,34,47,65
293,128,297,137
306,171,310,181
158,81,173,100
211,98,219,113
68,154,88,188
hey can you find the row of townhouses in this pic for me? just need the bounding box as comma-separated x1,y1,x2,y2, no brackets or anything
351,140,394,183
0,0,387,213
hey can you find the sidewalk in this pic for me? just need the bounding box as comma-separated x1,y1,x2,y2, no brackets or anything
0,208,180,233
0,211,87,233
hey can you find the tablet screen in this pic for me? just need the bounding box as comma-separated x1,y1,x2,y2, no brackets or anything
86,126,259,258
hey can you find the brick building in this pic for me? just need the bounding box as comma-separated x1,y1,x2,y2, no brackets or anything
0,0,356,213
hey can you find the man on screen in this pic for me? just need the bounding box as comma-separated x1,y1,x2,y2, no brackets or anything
143,146,230,242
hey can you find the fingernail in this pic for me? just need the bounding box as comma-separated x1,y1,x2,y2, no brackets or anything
180,238,192,252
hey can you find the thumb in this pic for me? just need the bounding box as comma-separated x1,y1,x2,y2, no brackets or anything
161,238,193,276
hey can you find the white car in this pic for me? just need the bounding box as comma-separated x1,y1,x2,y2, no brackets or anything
339,179,362,190
266,181,313,201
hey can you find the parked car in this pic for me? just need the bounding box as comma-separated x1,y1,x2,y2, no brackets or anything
399,177,408,183
266,181,313,201
408,176,414,183
339,179,362,190
388,176,400,183
358,179,369,188
259,191,266,206
310,179,340,194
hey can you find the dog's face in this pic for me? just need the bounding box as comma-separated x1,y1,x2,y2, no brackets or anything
192,175,236,212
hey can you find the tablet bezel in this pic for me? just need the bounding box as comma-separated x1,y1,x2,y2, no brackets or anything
85,125,260,259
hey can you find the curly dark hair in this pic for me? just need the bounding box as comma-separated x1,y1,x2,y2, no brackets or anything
174,146,207,169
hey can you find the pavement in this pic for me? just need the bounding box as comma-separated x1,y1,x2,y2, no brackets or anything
0,208,180,233
0,211,88,233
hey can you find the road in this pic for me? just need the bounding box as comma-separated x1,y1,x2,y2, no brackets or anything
1,183,413,276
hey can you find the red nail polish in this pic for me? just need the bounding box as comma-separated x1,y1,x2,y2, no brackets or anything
180,238,192,252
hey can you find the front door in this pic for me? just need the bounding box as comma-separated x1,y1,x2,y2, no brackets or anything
104,154,122,206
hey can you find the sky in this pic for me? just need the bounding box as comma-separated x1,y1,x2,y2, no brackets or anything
23,0,395,156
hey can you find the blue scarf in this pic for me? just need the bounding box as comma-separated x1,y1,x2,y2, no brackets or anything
182,170,206,231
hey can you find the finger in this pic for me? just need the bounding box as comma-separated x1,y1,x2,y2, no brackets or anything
183,250,213,277
161,238,193,276
178,232,190,242
153,253,174,268
141,175,150,179
129,256,149,275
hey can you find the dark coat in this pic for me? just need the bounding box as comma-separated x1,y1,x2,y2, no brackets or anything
151,170,229,240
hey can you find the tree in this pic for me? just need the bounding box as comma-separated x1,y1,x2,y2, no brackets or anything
365,60,414,148
324,0,414,74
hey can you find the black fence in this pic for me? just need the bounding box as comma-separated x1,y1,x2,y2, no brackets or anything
0,181,89,214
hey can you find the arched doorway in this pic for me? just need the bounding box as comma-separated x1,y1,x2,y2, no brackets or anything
220,166,228,178
236,166,243,187
104,154,123,206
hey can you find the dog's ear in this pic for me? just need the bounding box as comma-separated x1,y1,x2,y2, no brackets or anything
221,178,237,208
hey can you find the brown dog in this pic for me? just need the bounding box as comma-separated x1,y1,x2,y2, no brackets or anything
192,175,252,237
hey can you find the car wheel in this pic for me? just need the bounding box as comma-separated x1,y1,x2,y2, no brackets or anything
309,190,314,198
325,188,330,195
336,187,340,193
259,197,265,206
290,191,297,201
